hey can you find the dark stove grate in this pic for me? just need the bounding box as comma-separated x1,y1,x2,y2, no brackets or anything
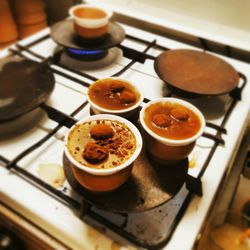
0,30,247,249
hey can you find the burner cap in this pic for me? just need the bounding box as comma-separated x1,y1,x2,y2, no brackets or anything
154,49,240,96
63,152,188,213
50,19,125,50
0,55,55,122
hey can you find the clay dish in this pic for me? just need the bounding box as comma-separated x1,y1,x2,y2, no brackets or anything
64,114,142,192
139,97,205,164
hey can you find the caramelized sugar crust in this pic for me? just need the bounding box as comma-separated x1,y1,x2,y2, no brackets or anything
74,7,107,19
88,79,140,110
144,102,201,140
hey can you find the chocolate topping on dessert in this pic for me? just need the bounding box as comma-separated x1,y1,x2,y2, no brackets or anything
110,82,125,93
88,79,140,111
119,90,136,104
152,113,171,128
170,108,189,121
144,102,201,140
83,142,109,164
67,119,136,169
90,123,114,140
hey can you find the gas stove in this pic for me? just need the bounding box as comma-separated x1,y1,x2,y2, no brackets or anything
0,20,250,250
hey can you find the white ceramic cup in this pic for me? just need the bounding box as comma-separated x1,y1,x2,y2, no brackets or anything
139,97,206,164
69,4,113,39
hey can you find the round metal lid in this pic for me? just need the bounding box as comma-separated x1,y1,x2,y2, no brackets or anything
0,55,55,122
50,19,125,50
154,49,240,96
63,151,188,213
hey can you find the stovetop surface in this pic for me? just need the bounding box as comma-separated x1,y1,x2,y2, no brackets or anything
0,22,250,250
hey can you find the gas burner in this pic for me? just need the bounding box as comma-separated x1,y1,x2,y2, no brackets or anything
63,152,189,213
66,48,108,61
59,47,122,70
50,19,125,69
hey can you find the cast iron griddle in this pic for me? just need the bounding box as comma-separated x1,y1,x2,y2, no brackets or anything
154,49,239,95
63,149,188,213
0,55,55,122
50,19,125,50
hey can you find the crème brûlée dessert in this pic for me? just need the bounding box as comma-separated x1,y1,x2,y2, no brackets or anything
143,101,202,140
88,78,141,111
65,114,142,192
67,119,137,169
139,98,205,163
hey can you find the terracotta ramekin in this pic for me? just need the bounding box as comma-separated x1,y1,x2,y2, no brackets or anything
69,4,113,39
64,114,143,192
87,77,144,118
139,98,206,164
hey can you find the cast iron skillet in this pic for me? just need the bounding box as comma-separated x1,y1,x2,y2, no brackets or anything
154,49,239,96
0,55,55,122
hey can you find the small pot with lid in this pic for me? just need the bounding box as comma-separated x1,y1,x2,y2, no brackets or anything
0,55,55,138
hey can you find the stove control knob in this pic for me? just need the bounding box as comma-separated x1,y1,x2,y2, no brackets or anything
0,227,26,250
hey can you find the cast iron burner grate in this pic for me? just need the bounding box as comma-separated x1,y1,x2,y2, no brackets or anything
1,29,247,249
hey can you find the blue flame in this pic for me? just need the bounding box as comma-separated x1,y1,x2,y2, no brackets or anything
68,48,104,55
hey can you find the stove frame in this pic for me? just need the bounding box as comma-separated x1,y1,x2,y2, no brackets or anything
0,31,247,249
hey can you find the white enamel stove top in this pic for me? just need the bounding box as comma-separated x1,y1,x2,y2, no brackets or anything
0,22,250,250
